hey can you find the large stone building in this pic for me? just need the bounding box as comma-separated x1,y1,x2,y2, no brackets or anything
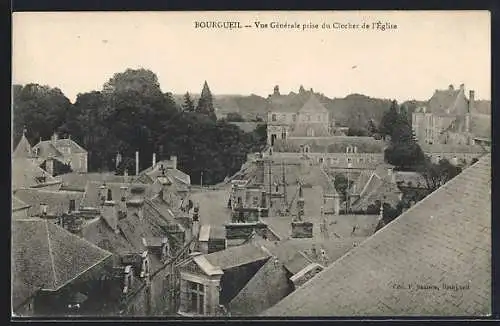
266,86,331,146
412,84,490,146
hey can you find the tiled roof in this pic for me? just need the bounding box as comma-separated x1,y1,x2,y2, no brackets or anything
13,188,84,217
350,173,401,211
204,242,271,270
12,158,61,190
262,154,491,316
13,134,34,158
228,257,292,316
12,219,112,309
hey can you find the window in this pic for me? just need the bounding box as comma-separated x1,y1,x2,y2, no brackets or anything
186,281,205,315
307,114,311,121
292,114,297,122
272,114,277,122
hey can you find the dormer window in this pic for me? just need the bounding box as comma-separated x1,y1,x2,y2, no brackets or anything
271,114,277,122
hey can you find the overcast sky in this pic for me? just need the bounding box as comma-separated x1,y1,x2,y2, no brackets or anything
13,11,490,103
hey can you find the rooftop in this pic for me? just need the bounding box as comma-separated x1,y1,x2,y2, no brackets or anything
12,157,62,190
204,242,271,270
262,154,491,316
12,219,112,309
14,188,84,217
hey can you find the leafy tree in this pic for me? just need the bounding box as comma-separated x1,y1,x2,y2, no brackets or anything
13,84,72,145
382,100,425,170
346,127,369,137
182,92,195,112
379,100,400,138
196,81,217,121
417,158,463,192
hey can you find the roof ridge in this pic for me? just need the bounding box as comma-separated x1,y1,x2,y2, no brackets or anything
45,220,58,289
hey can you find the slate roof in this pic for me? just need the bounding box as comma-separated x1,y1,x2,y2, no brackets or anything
262,154,491,316
228,257,292,316
12,158,62,190
273,136,385,154
81,181,155,208
426,88,466,116
12,219,112,309
13,134,34,158
14,188,84,217
33,138,87,157
267,92,310,113
138,160,190,186
204,242,271,270
350,171,401,211
298,94,329,114
32,141,63,158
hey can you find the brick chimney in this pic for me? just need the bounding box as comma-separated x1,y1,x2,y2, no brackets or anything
152,153,156,168
291,184,313,238
170,156,177,170
273,85,280,96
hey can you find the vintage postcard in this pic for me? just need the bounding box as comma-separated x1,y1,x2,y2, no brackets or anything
11,11,491,318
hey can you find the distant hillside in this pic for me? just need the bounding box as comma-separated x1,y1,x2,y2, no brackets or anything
173,91,490,128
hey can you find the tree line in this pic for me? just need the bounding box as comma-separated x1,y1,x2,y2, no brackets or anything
13,68,267,185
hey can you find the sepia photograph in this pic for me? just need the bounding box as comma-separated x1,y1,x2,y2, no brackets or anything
11,11,491,318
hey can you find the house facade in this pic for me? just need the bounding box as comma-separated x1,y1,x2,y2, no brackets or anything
32,133,88,174
412,84,490,147
267,86,331,146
